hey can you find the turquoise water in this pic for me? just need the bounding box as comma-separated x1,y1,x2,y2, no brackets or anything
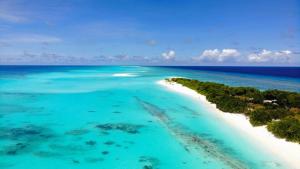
0,66,299,169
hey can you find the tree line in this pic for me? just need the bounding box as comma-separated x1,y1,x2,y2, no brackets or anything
169,78,300,143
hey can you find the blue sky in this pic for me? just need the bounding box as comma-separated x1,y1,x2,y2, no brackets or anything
0,0,299,65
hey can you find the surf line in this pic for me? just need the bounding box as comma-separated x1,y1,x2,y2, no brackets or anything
135,97,247,169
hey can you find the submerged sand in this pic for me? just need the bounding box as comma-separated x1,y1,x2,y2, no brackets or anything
157,79,300,169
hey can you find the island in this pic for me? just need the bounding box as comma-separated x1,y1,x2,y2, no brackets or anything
165,78,300,143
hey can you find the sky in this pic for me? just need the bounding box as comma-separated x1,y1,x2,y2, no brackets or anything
0,0,299,66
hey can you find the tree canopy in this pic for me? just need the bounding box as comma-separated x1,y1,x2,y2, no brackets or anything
169,78,300,143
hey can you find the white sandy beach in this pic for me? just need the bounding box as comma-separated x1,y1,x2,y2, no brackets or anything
157,79,300,169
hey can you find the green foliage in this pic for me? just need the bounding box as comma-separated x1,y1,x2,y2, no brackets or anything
267,117,300,143
211,95,247,113
287,93,300,108
247,91,264,103
170,77,300,144
249,108,290,126
250,109,273,126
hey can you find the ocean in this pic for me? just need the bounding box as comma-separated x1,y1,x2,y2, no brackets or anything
0,66,299,169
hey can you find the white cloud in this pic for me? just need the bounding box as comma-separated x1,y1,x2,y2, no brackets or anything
162,50,176,60
248,49,292,63
195,48,240,62
219,49,240,57
201,49,220,58
0,34,62,44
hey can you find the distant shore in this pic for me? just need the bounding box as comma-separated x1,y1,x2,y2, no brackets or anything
157,79,300,169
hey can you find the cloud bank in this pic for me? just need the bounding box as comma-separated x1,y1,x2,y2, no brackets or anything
248,49,292,63
194,49,240,62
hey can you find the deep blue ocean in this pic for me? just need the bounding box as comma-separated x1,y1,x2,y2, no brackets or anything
1,66,299,78
0,66,299,169
163,66,300,78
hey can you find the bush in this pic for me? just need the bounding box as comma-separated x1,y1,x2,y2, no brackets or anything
267,117,300,143
214,95,247,113
287,93,300,108
249,109,272,126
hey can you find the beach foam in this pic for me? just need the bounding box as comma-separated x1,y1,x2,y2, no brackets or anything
157,79,300,169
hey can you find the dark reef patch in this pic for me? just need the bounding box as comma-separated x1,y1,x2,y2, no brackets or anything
72,159,80,164
101,151,109,155
96,123,144,134
104,141,114,145
112,111,122,114
0,125,54,141
0,125,55,157
143,165,153,169
1,142,29,156
85,140,97,146
139,156,160,169
65,129,89,136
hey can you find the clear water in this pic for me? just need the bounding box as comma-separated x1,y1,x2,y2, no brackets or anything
0,66,299,169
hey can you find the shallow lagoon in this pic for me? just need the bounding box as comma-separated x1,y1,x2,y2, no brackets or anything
0,66,299,169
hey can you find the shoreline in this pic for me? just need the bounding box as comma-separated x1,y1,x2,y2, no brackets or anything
157,79,300,169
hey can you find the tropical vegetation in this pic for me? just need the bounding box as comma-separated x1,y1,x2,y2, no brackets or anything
169,78,300,143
